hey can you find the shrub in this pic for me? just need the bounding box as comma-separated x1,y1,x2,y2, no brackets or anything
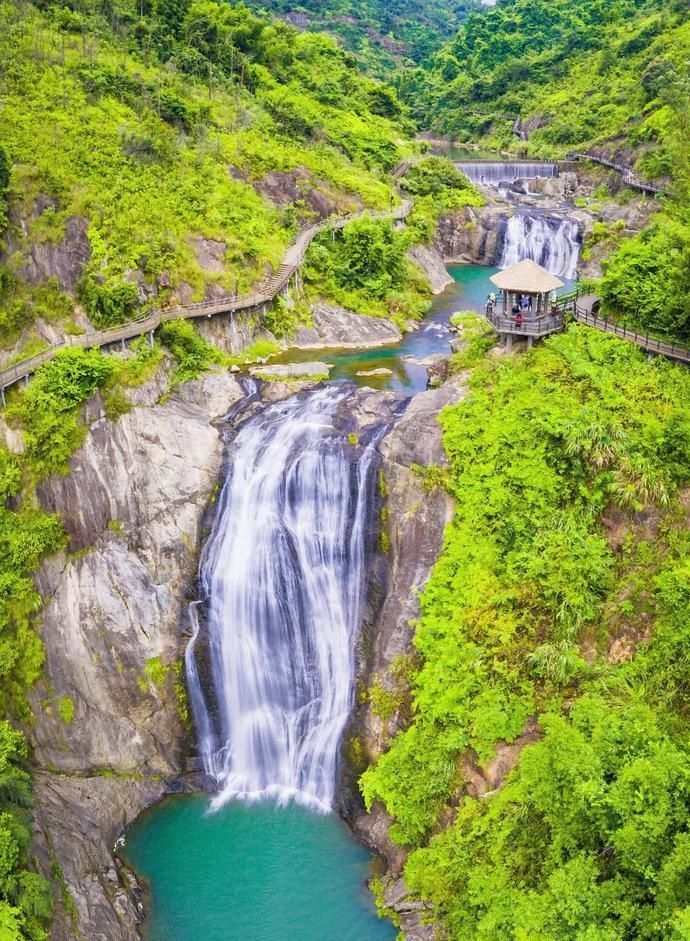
158,320,225,384
79,278,140,329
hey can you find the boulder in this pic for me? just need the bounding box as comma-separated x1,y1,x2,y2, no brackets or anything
250,361,332,380
291,304,402,350
407,244,453,294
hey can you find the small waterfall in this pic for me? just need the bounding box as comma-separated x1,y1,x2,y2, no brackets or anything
500,214,580,279
186,386,380,813
456,161,558,187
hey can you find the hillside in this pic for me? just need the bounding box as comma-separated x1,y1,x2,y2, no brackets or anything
0,0,413,360
402,0,689,176
243,0,485,77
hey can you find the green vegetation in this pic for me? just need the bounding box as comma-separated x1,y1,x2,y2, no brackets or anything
144,657,168,687
0,452,62,939
362,325,690,937
0,723,52,941
7,349,114,479
158,320,226,385
304,214,430,326
57,697,74,725
403,0,689,167
243,0,483,78
0,0,412,354
599,214,690,342
402,156,483,244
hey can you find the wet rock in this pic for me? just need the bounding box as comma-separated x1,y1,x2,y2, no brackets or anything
32,773,166,941
250,361,332,380
355,367,393,378
291,304,402,350
434,204,509,265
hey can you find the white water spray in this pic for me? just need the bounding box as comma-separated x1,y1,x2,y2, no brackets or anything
456,161,558,186
186,386,380,812
500,214,580,279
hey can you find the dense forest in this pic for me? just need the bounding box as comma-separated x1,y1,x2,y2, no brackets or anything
0,0,413,353
241,0,484,76
395,0,690,342
400,0,689,166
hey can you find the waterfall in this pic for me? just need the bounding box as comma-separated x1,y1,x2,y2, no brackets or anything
186,386,380,813
456,161,558,187
500,214,580,279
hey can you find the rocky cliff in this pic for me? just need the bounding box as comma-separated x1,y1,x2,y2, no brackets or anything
343,375,467,941
27,369,247,940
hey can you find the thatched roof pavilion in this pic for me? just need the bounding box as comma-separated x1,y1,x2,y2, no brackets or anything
485,259,566,349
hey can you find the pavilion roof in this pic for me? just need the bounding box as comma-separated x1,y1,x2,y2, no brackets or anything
490,259,564,294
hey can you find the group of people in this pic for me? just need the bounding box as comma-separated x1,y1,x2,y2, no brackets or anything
485,291,533,326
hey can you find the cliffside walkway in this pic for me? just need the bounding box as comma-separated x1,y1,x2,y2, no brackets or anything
570,295,690,364
568,153,667,196
0,200,413,394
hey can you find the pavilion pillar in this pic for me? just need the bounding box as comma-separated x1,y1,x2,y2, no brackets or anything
505,333,513,353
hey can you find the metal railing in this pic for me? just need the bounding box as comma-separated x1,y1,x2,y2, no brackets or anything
572,304,690,364
568,153,667,196
486,308,564,338
0,200,413,392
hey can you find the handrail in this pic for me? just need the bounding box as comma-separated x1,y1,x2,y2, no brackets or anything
568,152,667,196
571,303,690,364
0,199,413,392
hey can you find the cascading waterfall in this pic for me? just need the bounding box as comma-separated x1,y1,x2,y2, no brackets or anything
186,386,380,813
456,161,558,186
500,214,580,279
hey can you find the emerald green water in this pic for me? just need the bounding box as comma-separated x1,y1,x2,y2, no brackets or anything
121,797,395,941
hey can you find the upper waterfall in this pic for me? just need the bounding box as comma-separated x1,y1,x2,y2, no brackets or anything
500,214,580,279
456,161,558,187
186,386,381,812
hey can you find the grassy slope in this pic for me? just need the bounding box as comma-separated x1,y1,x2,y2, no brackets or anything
0,0,413,350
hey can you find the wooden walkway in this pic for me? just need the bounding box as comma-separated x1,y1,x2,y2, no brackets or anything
568,153,667,196
0,200,412,393
570,295,690,364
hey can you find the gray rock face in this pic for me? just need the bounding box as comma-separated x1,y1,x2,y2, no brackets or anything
254,168,343,220
194,237,227,273
249,361,331,380
19,216,92,293
407,244,453,294
33,773,166,941
292,304,402,350
30,370,245,941
345,377,467,940
434,205,508,264
195,308,261,355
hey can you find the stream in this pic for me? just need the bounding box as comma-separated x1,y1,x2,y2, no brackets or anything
122,254,577,939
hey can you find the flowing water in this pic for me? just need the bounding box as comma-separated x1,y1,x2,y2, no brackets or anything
456,160,558,186
500,214,581,279
121,263,578,939
186,386,380,812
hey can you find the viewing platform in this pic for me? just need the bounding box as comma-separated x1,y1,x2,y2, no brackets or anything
486,259,565,350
